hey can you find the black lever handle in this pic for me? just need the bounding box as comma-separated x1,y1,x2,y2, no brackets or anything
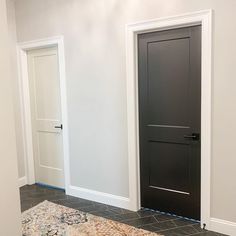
54,124,63,130
184,133,200,140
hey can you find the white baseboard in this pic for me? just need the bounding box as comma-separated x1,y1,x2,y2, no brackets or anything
210,217,236,235
18,176,27,187
67,185,131,210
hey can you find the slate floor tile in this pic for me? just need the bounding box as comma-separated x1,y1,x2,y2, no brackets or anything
137,209,161,217
78,203,108,213
138,223,160,232
92,209,121,218
151,220,177,231
121,215,157,227
160,225,199,236
154,213,181,222
110,212,140,221
192,224,205,233
106,205,126,214
173,218,198,227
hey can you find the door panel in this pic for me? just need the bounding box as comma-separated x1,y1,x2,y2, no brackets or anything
33,53,61,120
149,142,190,193
28,47,64,188
37,132,63,169
138,26,201,220
148,38,189,126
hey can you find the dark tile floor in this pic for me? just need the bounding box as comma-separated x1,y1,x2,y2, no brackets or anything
20,184,227,236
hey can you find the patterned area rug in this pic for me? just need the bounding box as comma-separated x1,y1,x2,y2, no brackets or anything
22,201,160,235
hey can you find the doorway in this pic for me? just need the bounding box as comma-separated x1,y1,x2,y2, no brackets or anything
27,46,64,188
138,26,201,220
17,36,70,191
126,10,212,228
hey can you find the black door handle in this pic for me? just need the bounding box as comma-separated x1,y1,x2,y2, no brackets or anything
54,124,63,130
184,133,200,140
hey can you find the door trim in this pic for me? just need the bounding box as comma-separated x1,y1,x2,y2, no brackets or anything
126,10,212,228
16,36,70,193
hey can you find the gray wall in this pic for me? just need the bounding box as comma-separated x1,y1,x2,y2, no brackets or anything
0,0,21,234
13,0,236,223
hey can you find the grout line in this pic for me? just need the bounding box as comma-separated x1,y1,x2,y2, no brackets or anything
156,223,201,234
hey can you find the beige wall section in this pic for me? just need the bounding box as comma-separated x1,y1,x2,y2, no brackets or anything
13,0,236,223
0,0,21,235
6,0,25,178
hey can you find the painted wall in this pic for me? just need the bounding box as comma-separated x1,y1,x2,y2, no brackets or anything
6,0,25,179
0,0,21,234
12,0,236,223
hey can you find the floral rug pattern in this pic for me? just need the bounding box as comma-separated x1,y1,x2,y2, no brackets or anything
22,201,160,236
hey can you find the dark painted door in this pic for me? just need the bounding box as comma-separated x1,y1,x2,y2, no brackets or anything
138,26,201,220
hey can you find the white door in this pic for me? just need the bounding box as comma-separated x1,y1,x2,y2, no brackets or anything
27,47,64,188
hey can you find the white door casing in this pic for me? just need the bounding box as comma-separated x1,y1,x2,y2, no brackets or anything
126,9,212,228
17,36,70,193
27,47,64,188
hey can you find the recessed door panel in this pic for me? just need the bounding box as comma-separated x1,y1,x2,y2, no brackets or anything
33,54,61,120
37,132,63,169
149,142,190,193
148,38,189,126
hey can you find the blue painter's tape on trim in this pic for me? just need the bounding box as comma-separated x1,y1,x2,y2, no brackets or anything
142,207,200,223
35,182,65,192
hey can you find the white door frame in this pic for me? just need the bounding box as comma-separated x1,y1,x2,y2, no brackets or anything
16,36,70,193
126,10,212,228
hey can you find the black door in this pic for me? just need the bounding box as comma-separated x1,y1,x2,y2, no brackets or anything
138,26,201,220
